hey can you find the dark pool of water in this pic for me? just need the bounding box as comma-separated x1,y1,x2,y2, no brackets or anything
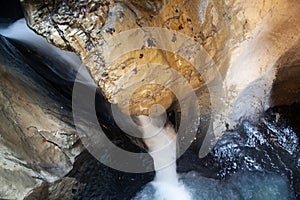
66,104,299,200
135,171,294,200
0,26,299,199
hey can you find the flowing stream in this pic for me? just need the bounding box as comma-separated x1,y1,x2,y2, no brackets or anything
133,113,299,200
135,115,191,200
0,19,299,200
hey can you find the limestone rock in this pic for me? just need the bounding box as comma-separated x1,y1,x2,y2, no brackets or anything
222,0,300,128
0,35,83,199
21,0,231,115
21,0,300,131
24,177,78,200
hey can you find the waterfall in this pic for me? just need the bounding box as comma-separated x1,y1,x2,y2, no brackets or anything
0,19,93,85
1,17,297,200
137,115,191,200
0,18,115,125
0,19,81,66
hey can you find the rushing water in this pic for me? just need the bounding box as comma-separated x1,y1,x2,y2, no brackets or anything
135,171,294,200
0,19,299,200
136,115,191,200
134,107,300,200
65,107,299,200
66,107,299,200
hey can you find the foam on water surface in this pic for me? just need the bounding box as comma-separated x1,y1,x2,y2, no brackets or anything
137,115,192,200
134,171,295,200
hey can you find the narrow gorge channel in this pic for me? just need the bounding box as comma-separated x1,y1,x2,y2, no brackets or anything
0,0,299,200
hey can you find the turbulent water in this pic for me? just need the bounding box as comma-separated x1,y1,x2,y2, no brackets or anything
63,105,299,200
0,19,115,125
135,171,294,200
134,107,300,200
137,116,192,200
0,19,299,200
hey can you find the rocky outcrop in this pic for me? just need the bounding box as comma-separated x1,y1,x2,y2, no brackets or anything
21,0,300,132
0,36,83,199
1,0,299,198
223,0,300,127
21,0,230,116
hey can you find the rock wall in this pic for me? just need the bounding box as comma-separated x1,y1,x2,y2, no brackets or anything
1,1,299,197
21,0,300,131
20,0,229,115
270,42,300,107
223,0,300,127
0,36,83,199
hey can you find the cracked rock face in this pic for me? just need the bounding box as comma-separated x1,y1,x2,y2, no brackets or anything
21,0,300,127
21,0,231,116
0,36,83,199
2,0,299,198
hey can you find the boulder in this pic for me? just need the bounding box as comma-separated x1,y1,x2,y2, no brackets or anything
0,35,83,199
20,0,300,149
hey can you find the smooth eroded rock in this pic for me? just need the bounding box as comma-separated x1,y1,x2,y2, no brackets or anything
0,35,83,199
21,0,300,136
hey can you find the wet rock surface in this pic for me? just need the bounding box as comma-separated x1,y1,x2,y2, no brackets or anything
0,0,299,199
34,104,300,200
21,0,213,115
21,0,300,135
0,35,83,199
211,104,300,198
25,150,154,200
19,0,226,115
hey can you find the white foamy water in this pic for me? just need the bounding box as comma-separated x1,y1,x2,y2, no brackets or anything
0,19,81,67
137,116,191,200
134,170,294,200
0,19,94,85
150,181,192,200
134,115,294,199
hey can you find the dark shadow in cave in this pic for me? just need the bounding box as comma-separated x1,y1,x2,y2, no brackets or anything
1,18,299,199
270,40,300,108
0,0,24,22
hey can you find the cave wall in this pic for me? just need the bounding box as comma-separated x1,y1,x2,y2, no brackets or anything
223,0,300,127
20,0,300,132
0,36,83,199
270,41,300,107
1,1,299,197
